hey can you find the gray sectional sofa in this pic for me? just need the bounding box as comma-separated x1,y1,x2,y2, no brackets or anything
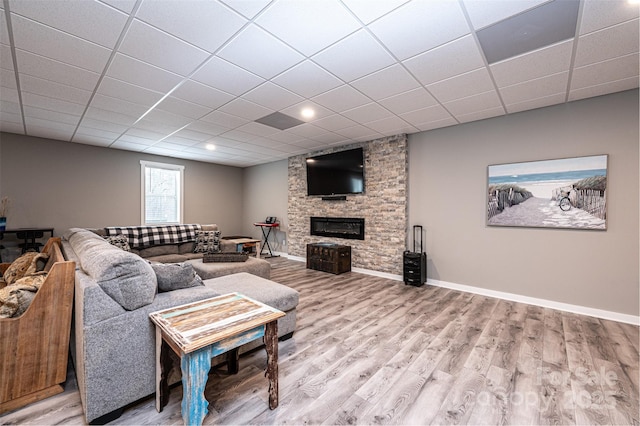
61,226,299,424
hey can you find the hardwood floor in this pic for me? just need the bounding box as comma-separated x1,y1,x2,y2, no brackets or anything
1,257,638,425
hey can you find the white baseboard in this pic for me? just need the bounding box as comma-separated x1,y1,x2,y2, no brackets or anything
280,255,639,325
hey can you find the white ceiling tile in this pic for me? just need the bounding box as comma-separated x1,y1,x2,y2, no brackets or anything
100,0,136,14
505,92,566,114
97,77,163,107
400,104,453,127
427,67,495,103
1,68,16,89
574,19,639,67
404,35,485,86
351,132,384,143
0,121,25,133
284,123,328,138
0,100,20,114
74,126,120,141
309,132,347,145
456,106,505,123
126,126,169,141
378,87,438,115
0,86,20,104
142,109,193,128
312,114,358,132
172,128,215,142
0,8,9,46
290,138,327,150
568,76,639,102
200,110,250,129
185,120,231,136
137,0,247,53
25,116,76,133
350,64,420,100
272,60,342,99
155,96,211,120
171,80,234,109
364,115,413,134
119,19,210,76
580,0,640,35
234,122,280,137
341,0,410,25
490,40,573,88
461,0,550,30
342,102,392,123
369,0,469,61
10,14,111,73
279,100,334,122
91,93,148,117
8,0,128,48
443,90,502,117
134,119,181,135
20,74,92,104
220,0,271,19
21,92,85,115
106,53,183,93
162,135,201,147
16,49,100,91
312,30,396,82
333,123,376,139
110,140,148,152
311,85,371,112
27,124,73,140
571,53,639,90
149,141,188,151
85,106,139,127
1,44,14,70
0,109,22,124
218,98,274,121
78,116,129,134
220,129,260,143
118,134,157,146
256,0,361,57
23,105,80,126
265,131,305,144
218,25,304,80
243,82,304,111
191,56,264,96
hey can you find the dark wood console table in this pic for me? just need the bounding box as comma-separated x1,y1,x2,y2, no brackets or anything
306,243,351,275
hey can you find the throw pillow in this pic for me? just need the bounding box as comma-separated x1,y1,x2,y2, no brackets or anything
105,234,131,252
193,230,221,253
151,263,204,292
3,252,49,286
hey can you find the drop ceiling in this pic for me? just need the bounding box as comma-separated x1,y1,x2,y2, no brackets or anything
0,0,638,167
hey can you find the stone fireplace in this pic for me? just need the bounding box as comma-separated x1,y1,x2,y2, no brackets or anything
310,217,365,240
288,134,408,275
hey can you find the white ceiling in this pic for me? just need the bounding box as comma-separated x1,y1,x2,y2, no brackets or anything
0,0,638,167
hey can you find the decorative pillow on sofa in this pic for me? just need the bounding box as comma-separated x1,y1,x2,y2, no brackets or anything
105,234,131,252
3,252,49,286
151,263,204,292
193,230,221,254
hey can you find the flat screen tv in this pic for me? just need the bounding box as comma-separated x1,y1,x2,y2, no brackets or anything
306,147,364,196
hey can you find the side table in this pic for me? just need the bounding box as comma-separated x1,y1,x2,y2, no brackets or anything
253,222,280,258
149,293,285,426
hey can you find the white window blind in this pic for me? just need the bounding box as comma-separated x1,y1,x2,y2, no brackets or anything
140,161,184,225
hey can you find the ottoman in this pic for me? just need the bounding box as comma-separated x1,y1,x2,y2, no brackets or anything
187,257,271,280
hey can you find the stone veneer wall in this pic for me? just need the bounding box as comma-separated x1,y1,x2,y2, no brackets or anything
288,134,408,275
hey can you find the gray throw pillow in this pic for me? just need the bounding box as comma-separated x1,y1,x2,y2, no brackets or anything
193,230,221,253
151,263,204,292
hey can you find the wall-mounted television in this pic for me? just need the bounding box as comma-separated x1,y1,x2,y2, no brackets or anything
306,147,365,196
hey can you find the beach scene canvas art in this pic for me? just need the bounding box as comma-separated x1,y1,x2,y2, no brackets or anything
487,155,608,230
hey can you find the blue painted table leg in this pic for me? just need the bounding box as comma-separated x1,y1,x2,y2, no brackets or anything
181,349,212,426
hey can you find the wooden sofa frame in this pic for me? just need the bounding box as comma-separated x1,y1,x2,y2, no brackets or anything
0,238,75,414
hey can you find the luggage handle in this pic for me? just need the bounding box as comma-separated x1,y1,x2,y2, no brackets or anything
413,225,423,253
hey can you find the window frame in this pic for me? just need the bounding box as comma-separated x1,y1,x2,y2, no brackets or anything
140,160,185,225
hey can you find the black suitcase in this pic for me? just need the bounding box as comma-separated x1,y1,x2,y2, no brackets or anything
403,225,427,286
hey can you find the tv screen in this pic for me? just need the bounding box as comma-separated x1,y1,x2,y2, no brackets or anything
306,148,364,196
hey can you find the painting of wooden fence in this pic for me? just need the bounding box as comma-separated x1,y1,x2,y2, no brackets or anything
487,155,608,230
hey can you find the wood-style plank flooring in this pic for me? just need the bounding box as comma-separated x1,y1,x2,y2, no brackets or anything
2,257,638,425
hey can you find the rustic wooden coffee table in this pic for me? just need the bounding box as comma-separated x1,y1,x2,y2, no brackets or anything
149,293,285,426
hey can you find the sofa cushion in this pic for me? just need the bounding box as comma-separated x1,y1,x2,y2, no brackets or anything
151,263,204,292
105,234,131,252
178,241,196,254
138,244,179,258
193,230,221,253
65,228,157,311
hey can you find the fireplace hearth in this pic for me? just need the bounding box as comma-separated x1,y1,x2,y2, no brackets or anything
310,217,365,240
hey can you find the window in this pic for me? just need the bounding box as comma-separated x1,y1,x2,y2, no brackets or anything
140,161,184,225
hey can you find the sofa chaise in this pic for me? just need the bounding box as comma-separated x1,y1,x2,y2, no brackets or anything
61,225,299,423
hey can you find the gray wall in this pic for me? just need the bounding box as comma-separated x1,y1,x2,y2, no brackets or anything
408,90,639,316
241,159,289,252
0,133,245,237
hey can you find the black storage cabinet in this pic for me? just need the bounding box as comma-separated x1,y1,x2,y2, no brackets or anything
403,225,426,286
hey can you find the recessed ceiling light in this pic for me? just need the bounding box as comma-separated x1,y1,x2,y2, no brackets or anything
206,144,216,151
301,108,315,119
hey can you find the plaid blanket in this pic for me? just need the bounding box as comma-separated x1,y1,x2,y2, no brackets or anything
104,224,202,249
